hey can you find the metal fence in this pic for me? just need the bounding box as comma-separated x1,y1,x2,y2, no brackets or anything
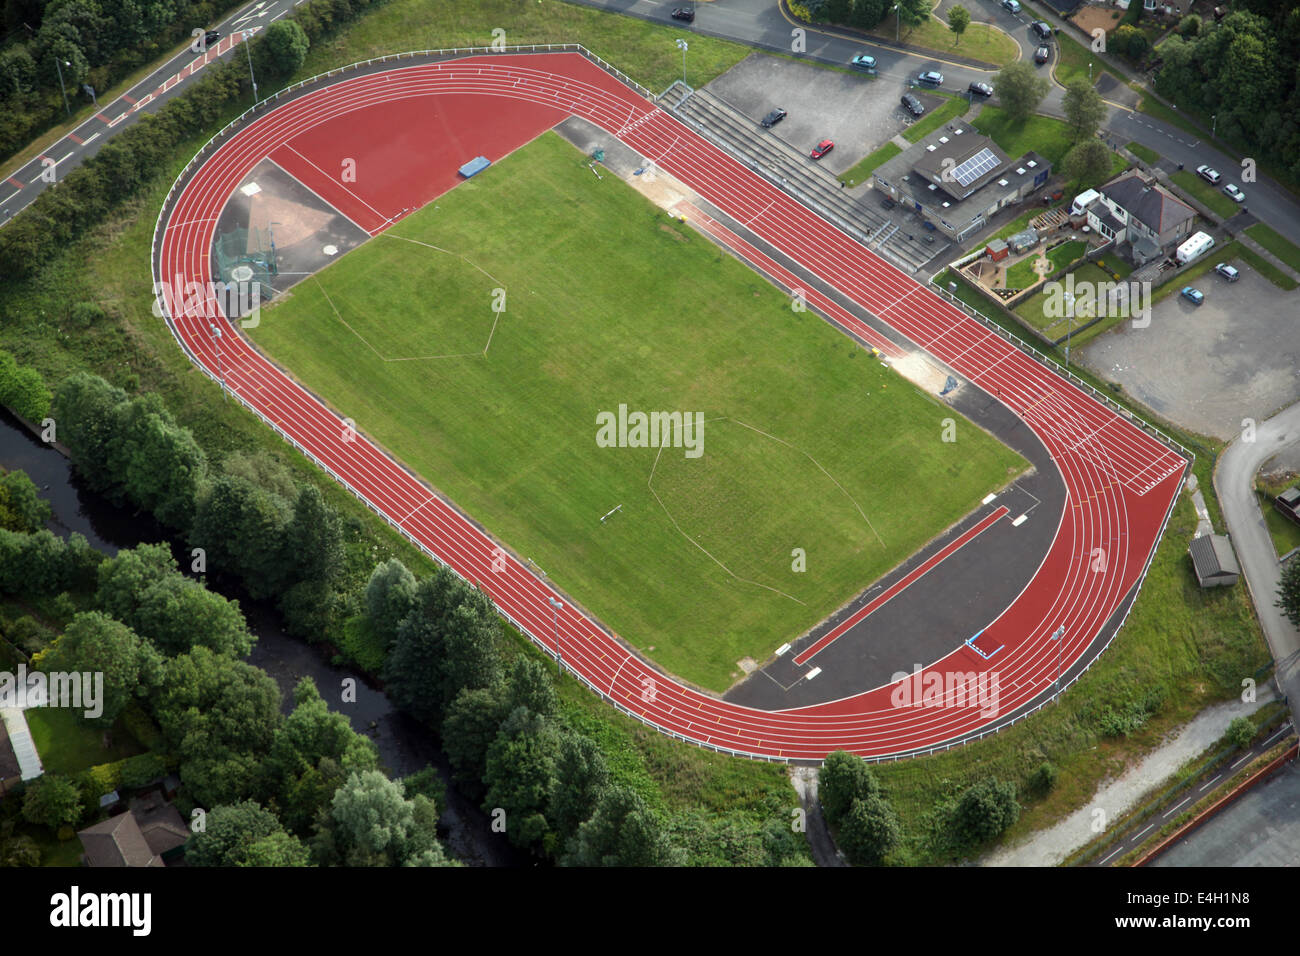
149,46,1194,767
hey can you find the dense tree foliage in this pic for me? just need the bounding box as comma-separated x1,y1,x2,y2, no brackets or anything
40,611,165,725
951,777,1021,846
0,468,51,533
565,786,684,867
993,60,1051,121
21,774,82,831
311,770,453,867
186,800,290,867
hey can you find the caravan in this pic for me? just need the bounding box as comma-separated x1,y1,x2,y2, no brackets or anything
1175,231,1216,265
1070,189,1100,217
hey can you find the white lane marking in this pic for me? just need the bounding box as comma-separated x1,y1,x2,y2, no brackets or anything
805,667,822,680
1011,514,1028,527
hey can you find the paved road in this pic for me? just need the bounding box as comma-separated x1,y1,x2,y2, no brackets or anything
1216,406,1300,729
0,0,301,228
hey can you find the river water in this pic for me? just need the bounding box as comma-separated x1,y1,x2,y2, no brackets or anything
0,407,526,866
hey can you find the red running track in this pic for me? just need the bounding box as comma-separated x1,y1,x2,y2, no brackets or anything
154,52,1187,761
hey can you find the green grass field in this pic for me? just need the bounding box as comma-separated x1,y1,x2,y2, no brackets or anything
1245,223,1300,274
840,141,902,187
1126,141,1159,165
901,95,971,144
973,107,1127,181
1170,170,1240,219
251,132,1025,691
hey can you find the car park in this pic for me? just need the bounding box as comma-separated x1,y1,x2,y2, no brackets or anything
1035,45,1050,64
1196,164,1222,184
1031,20,1053,40
670,7,694,21
760,108,787,129
810,139,834,160
917,70,944,86
900,93,925,116
851,54,877,72
968,81,993,97
1215,263,1240,281
1002,0,1021,12
1223,183,1245,202
1181,286,1205,305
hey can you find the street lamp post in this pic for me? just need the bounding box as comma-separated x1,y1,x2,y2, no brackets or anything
894,4,901,43
1052,625,1065,700
547,597,564,674
209,323,228,402
1212,113,1217,138
243,30,259,103
1064,290,1075,369
54,58,71,116
675,38,688,87
1088,61,1092,83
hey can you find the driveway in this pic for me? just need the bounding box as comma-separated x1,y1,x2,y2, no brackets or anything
1079,266,1300,441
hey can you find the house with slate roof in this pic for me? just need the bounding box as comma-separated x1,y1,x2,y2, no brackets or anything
1083,171,1197,265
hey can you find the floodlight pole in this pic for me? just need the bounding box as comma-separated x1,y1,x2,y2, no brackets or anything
675,38,688,87
209,323,228,402
1052,626,1065,700
54,58,71,116
548,597,564,674
894,4,900,43
243,30,259,103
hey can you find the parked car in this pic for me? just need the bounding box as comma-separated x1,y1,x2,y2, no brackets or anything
1035,45,1050,64
810,139,834,160
901,93,925,116
1002,0,1021,12
968,81,994,97
1180,286,1205,305
670,7,694,22
1215,263,1240,281
760,108,787,129
203,29,221,45
1031,20,1053,40
917,70,944,86
851,53,877,72
1222,183,1246,202
1196,164,1222,184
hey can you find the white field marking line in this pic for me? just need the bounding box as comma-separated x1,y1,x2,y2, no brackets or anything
730,418,885,548
982,493,997,504
1163,795,1191,819
164,216,218,231
608,655,631,697
645,439,807,606
805,667,822,681
398,494,438,523
1011,514,1028,527
743,196,776,226
283,142,389,223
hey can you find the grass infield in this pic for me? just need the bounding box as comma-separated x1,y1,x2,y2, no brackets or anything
250,132,1025,691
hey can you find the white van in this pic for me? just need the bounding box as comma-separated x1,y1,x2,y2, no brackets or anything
1070,189,1100,217
1176,231,1215,265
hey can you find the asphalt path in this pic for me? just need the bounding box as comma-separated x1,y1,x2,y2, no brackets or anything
1216,407,1300,729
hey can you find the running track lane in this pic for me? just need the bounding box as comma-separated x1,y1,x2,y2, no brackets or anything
154,53,1188,761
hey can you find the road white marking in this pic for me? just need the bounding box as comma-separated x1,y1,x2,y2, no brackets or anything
82,132,100,145
805,667,822,680
1163,796,1190,819
775,643,791,656
1012,514,1027,527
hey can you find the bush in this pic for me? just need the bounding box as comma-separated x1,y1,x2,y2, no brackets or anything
69,302,106,328
1225,716,1256,750
119,752,170,789
1030,761,1058,795
951,778,1020,847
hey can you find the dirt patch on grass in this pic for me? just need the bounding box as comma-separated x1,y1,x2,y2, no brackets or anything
1071,5,1120,36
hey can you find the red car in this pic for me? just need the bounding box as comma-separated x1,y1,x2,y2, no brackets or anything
810,139,834,160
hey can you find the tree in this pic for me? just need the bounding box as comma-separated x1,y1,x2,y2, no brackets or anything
1225,716,1256,750
22,774,82,831
1063,139,1113,188
952,778,1020,845
0,819,40,867
185,801,285,866
255,19,309,80
49,372,129,496
993,60,1050,121
312,770,445,867
1278,556,1300,629
565,786,684,867
947,5,970,44
548,733,610,844
190,473,292,599
482,706,564,849
94,542,177,623
41,612,165,725
238,830,312,867
503,656,558,718
1112,24,1150,62
896,0,930,31
0,468,51,533
105,392,207,531
129,574,253,657
837,793,901,865
155,647,282,808
285,484,343,586
1030,761,1058,794
442,685,509,802
365,558,417,648
818,750,880,825
848,0,889,29
1062,79,1107,143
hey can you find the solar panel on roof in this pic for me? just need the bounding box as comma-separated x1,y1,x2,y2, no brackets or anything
951,147,998,187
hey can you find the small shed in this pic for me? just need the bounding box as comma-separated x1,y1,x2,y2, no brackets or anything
986,238,1009,261
1275,487,1300,526
1008,227,1040,254
1188,534,1240,588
